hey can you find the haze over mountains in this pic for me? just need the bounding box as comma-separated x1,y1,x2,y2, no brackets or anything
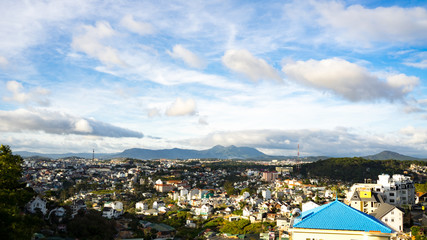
15,146,425,161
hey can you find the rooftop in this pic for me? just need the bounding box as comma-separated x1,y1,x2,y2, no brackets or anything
293,200,393,233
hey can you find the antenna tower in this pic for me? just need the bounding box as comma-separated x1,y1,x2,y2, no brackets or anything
92,149,95,161
297,144,301,170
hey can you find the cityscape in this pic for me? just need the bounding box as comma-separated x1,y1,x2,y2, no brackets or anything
1,0,427,239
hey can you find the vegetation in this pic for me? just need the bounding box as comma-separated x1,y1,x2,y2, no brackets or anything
219,219,275,235
411,226,427,240
67,209,117,240
300,157,423,182
416,182,427,193
0,144,43,239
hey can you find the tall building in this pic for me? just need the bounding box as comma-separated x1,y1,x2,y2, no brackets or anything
262,171,278,182
346,174,415,207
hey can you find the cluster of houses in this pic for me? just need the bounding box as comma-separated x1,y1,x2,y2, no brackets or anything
22,156,427,240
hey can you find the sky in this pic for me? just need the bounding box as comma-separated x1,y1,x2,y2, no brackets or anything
1,0,427,157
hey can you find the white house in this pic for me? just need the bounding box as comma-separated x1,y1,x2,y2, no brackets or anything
153,200,165,209
302,201,319,212
71,199,87,218
262,189,271,200
347,174,415,207
370,203,404,232
103,201,123,218
135,201,148,214
27,196,47,215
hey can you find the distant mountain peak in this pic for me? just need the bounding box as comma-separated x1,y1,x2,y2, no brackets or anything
364,150,419,160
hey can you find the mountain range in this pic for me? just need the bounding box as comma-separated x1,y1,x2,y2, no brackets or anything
15,146,424,161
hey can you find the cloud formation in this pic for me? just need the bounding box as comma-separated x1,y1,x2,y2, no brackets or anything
0,56,8,67
315,2,427,44
71,21,125,66
0,109,143,138
184,128,415,157
3,81,50,106
222,49,282,82
165,98,196,116
120,14,154,35
167,44,205,69
282,58,419,102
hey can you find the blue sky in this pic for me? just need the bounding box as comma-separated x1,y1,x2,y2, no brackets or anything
1,0,427,157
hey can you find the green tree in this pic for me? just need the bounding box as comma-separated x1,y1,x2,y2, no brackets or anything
411,226,427,240
0,144,42,239
67,209,117,240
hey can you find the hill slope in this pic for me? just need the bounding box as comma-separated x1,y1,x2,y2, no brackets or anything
113,145,268,159
363,151,419,160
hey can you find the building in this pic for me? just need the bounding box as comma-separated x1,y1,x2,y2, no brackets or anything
346,174,415,207
289,200,393,240
262,171,278,182
370,203,404,232
348,189,384,214
135,201,148,214
27,196,47,215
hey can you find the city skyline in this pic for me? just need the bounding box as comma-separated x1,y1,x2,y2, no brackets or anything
1,0,427,157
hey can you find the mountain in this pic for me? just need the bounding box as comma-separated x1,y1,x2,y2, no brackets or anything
16,145,268,160
363,150,420,161
112,145,268,159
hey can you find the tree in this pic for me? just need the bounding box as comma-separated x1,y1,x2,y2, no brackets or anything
0,144,42,239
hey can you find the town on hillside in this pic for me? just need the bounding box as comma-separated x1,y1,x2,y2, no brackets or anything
4,147,427,240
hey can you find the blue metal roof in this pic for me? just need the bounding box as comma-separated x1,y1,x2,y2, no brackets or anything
293,200,393,233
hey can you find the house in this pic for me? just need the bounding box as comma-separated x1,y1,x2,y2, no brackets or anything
150,223,176,239
370,203,404,232
262,171,278,182
27,196,48,215
102,207,115,219
347,174,415,207
289,200,393,240
103,201,123,218
135,201,148,214
302,201,319,212
153,200,165,209
348,189,384,214
416,192,427,204
71,199,87,218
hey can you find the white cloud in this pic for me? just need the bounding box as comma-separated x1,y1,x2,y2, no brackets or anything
165,97,196,116
198,116,208,125
71,21,125,66
0,108,143,138
3,80,50,106
404,60,427,69
147,108,161,118
120,14,154,35
315,2,427,45
222,49,282,82
282,58,419,102
400,126,427,144
183,128,426,157
74,119,93,133
0,56,8,67
167,44,205,69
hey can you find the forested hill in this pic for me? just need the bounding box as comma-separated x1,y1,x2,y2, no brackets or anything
299,157,426,182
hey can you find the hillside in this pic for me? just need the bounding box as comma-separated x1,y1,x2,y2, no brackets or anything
112,145,268,159
299,157,425,182
363,150,420,160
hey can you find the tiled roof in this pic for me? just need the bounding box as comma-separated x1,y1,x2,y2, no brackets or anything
293,200,393,233
370,203,403,219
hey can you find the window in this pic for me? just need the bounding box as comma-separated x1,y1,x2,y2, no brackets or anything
389,192,395,196
390,199,395,203
391,218,394,222
391,211,394,215
385,218,388,222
